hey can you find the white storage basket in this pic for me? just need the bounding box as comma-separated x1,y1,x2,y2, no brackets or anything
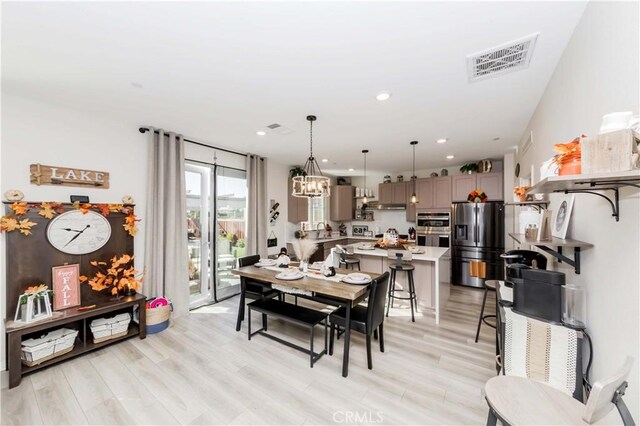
90,313,131,343
21,328,79,366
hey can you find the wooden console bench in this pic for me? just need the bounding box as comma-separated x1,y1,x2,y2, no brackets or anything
6,294,146,388
247,298,328,367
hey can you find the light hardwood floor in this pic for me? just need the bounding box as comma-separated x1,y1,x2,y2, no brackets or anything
1,286,497,425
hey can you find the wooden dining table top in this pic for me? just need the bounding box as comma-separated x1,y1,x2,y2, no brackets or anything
232,265,381,302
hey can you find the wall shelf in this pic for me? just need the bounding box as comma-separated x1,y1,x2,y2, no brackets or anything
509,233,594,274
504,201,549,211
525,170,640,221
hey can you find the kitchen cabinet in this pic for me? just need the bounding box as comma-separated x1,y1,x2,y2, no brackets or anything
378,182,406,204
415,178,434,209
452,174,477,201
406,182,416,221
477,172,503,201
287,179,308,223
452,172,503,201
330,185,354,222
433,176,452,208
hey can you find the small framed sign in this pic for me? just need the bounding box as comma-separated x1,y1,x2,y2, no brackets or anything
52,264,81,310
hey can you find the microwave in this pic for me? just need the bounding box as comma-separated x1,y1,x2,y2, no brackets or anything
416,212,451,234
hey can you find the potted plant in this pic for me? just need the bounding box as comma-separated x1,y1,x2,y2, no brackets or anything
460,163,479,174
289,166,307,178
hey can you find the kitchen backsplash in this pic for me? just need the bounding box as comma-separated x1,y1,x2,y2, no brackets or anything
350,210,414,236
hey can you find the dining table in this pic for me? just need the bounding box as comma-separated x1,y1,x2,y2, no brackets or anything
232,265,382,377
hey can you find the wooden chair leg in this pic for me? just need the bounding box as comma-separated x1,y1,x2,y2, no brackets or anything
366,334,373,369
379,323,385,352
329,323,335,356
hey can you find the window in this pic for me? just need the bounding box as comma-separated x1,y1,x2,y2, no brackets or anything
307,197,327,230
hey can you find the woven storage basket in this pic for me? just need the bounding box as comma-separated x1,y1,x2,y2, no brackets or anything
146,304,171,334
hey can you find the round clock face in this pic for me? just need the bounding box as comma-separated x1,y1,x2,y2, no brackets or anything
47,210,112,255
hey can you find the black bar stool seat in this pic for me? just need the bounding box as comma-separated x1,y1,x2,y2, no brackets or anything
385,251,418,322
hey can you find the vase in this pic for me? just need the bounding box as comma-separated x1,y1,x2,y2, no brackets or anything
299,260,308,272
559,158,581,176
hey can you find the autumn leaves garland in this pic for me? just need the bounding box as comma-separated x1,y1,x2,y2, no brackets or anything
0,201,139,236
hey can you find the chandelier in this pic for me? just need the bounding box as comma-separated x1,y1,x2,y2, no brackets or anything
291,115,330,198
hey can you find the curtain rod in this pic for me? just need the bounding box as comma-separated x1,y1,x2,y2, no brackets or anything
139,127,260,159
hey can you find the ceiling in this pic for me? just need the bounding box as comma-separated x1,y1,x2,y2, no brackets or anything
2,1,586,175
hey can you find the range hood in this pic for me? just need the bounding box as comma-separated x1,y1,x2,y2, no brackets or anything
364,201,406,210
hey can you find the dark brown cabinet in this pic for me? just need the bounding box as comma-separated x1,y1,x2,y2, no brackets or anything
330,185,354,222
287,179,308,223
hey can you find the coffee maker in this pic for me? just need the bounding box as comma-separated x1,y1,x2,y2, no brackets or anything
503,250,565,324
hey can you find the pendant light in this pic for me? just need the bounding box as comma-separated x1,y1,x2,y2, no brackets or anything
291,115,330,198
362,149,369,204
410,141,418,204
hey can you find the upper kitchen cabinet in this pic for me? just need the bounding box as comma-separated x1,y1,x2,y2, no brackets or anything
330,185,354,222
287,179,308,223
406,182,416,221
477,172,503,201
415,178,434,209
378,182,406,204
433,176,452,208
452,172,503,201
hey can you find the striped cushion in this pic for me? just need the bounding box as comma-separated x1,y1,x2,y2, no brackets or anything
503,308,578,396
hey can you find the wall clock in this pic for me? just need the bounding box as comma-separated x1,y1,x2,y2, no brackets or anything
47,210,112,255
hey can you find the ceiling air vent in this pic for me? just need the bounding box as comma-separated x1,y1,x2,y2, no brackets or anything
265,123,295,135
467,33,539,82
267,123,282,129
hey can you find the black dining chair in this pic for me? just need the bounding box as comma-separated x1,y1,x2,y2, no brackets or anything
235,254,282,332
328,272,390,370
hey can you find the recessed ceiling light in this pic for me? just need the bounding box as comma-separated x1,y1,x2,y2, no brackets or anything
446,155,455,159
348,168,355,172
321,159,328,163
256,131,266,136
376,92,391,101
436,138,448,144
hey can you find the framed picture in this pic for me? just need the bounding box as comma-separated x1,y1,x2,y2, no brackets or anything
549,194,575,239
52,264,81,310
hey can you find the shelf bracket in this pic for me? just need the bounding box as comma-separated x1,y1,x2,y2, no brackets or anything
536,245,581,274
558,181,640,222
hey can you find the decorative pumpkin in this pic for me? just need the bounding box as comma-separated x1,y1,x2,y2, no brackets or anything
467,189,488,203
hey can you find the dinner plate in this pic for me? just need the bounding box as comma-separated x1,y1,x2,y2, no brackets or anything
341,273,371,285
255,260,276,267
276,271,304,281
357,245,376,250
409,248,425,254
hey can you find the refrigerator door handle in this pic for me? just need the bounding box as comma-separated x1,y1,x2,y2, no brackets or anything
474,205,479,245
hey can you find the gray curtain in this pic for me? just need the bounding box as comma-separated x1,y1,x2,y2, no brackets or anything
246,155,268,258
144,128,190,317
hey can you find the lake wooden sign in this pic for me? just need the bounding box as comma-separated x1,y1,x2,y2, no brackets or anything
30,163,110,189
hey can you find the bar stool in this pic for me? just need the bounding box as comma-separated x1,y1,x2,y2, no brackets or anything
385,250,417,322
337,247,360,270
475,279,498,342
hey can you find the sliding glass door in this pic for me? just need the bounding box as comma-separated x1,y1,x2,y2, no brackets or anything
185,161,247,308
214,167,247,300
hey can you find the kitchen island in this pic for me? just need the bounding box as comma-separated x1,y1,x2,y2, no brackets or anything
348,245,450,324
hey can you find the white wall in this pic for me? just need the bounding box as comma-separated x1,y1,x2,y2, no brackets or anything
514,1,639,417
0,93,148,372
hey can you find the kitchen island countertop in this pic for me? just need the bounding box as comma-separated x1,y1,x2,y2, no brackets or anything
350,245,449,262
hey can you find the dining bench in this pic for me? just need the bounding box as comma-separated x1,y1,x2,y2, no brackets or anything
247,298,328,367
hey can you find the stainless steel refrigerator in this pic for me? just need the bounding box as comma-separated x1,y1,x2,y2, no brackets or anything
451,202,505,288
